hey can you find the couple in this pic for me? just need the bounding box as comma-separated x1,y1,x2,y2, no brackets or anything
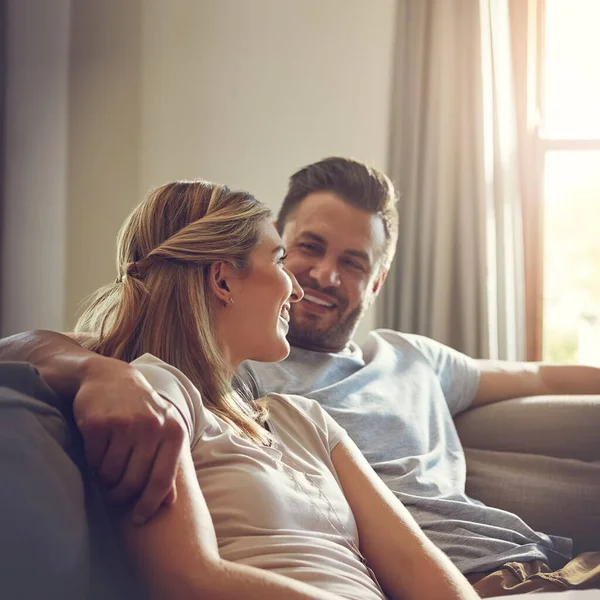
1,157,599,599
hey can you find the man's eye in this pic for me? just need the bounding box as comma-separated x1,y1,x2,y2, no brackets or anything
298,243,320,253
343,259,363,271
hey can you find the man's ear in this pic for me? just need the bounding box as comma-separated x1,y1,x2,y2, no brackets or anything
209,261,232,306
363,269,388,311
371,269,388,297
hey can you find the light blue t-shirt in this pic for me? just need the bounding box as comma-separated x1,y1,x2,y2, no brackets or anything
240,329,572,575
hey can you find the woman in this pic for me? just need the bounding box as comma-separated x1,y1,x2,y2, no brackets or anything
76,180,479,600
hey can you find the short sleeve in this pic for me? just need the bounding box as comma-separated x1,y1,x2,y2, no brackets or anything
131,354,207,446
321,408,347,452
280,394,348,453
401,334,481,415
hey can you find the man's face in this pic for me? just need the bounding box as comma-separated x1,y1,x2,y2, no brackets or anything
280,192,388,352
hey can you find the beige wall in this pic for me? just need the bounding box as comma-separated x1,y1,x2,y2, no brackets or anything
1,0,70,336
2,0,396,342
137,0,396,340
66,0,142,328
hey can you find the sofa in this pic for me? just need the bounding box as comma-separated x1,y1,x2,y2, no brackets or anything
455,395,600,554
1,361,598,599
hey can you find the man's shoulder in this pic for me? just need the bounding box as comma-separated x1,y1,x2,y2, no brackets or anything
365,329,467,372
238,359,302,397
240,358,294,378
368,328,442,354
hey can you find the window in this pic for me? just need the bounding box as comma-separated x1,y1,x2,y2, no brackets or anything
543,151,600,363
543,0,600,140
523,0,600,363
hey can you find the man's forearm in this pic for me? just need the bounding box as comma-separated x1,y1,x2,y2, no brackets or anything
539,364,600,396
0,330,104,399
475,360,600,406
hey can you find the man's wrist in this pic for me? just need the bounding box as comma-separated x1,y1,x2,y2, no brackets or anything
29,332,116,399
77,352,124,381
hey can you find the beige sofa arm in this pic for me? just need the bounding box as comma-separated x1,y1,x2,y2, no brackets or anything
454,396,600,553
455,395,600,460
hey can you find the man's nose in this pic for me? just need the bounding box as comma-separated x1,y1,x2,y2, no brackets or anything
309,259,341,288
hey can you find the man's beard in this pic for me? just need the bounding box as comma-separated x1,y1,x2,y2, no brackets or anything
286,299,364,353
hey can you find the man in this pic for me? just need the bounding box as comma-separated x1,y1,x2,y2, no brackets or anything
1,157,599,597
241,158,600,596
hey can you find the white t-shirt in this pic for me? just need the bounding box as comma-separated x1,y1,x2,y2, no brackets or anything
133,354,386,600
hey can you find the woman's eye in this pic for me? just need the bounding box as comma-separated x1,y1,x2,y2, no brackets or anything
277,253,288,265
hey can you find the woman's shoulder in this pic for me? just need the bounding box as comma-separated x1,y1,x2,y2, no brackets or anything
264,393,346,452
265,392,323,421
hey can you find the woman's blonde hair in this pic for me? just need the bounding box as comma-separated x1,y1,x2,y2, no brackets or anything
76,180,272,444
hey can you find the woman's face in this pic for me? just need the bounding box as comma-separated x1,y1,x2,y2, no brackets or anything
217,220,303,367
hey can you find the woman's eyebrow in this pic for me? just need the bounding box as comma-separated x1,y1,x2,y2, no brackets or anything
271,245,286,255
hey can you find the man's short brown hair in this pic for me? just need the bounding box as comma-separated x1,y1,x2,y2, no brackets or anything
276,157,399,269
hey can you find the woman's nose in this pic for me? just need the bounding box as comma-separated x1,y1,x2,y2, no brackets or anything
287,269,304,303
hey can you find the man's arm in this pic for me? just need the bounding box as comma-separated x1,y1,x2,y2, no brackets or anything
473,360,600,407
0,330,186,523
0,330,98,398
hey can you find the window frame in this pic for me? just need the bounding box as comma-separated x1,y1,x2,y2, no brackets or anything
516,0,600,360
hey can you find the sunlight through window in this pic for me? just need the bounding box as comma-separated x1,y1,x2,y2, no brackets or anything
542,0,600,364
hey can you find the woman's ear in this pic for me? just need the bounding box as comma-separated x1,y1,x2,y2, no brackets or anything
209,261,232,307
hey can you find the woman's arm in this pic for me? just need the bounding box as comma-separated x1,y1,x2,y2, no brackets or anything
120,441,343,600
331,438,479,600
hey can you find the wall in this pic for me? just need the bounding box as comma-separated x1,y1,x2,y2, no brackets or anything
2,0,396,342
138,0,396,340
1,0,70,336
66,0,142,326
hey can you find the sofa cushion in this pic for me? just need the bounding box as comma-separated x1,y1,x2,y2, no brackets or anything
464,448,600,553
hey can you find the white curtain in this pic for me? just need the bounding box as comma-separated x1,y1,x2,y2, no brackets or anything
380,0,526,360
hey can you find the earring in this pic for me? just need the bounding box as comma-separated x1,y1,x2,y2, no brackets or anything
223,297,234,308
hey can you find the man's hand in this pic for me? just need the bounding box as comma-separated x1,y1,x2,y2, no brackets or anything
74,355,187,524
